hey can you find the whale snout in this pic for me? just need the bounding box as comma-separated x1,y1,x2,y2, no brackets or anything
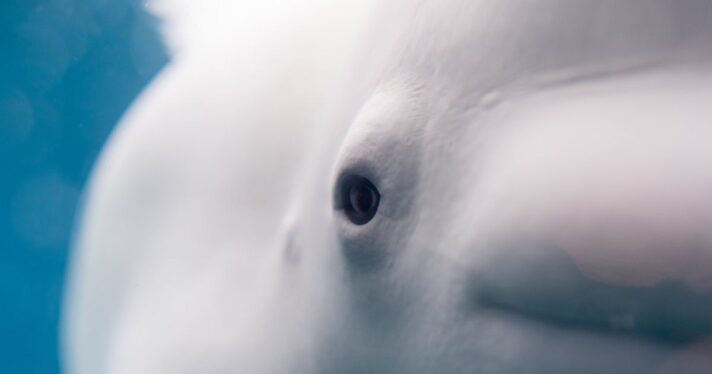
420,67,712,372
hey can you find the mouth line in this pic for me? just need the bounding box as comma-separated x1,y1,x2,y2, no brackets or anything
466,243,712,346
473,291,708,347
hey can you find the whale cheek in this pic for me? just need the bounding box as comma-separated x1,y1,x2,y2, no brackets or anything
417,68,712,372
467,69,712,291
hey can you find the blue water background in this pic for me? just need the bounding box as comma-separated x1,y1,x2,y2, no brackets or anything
0,1,167,372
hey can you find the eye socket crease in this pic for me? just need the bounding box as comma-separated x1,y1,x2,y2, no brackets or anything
335,174,380,225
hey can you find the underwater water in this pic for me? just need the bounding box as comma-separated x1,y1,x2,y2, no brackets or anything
0,1,167,372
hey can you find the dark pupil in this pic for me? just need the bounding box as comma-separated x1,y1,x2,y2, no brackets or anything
350,184,374,214
340,174,380,225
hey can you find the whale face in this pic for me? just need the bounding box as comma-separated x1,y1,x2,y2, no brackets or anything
64,1,712,373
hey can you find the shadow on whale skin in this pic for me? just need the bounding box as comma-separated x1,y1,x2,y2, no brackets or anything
64,0,712,373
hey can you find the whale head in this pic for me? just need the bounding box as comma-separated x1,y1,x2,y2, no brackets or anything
64,1,712,373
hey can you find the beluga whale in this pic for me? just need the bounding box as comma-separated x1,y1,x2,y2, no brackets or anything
64,0,712,373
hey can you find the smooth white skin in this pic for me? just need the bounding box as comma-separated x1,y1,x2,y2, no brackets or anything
65,1,712,373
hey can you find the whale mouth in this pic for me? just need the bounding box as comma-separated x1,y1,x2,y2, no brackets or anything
457,302,712,374
466,243,712,347
475,287,712,347
457,263,712,373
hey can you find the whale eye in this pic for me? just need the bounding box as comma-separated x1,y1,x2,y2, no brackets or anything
337,174,380,225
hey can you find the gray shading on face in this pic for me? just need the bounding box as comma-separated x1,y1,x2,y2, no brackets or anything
324,1,712,373
65,1,712,374
328,78,712,373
